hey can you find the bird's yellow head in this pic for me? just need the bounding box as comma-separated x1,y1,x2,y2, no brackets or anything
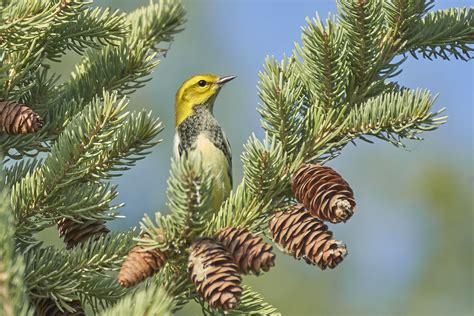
175,74,236,126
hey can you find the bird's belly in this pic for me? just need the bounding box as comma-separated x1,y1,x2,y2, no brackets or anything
193,134,227,170
190,134,231,209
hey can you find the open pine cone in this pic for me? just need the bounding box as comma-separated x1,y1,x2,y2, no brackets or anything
217,227,275,275
0,100,43,134
292,163,356,223
188,238,242,311
270,204,347,270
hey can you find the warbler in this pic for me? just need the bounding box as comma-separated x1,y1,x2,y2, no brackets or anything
173,74,236,210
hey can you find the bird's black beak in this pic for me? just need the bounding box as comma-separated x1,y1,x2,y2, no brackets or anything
216,75,236,86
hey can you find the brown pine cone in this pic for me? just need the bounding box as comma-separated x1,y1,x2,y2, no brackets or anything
57,218,109,249
217,227,275,275
0,100,43,134
34,298,84,316
269,204,347,270
118,235,167,288
188,238,242,311
292,163,356,223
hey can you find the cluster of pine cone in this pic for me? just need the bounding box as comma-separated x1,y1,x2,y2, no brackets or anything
118,227,275,310
269,163,356,269
118,164,355,311
117,163,356,311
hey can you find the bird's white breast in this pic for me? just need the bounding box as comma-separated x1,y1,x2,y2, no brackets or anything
174,131,231,206
174,132,229,170
194,134,229,173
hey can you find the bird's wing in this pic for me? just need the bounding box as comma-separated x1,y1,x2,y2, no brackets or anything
219,128,233,188
173,132,181,158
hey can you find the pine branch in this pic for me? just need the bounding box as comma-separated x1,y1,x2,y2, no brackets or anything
142,155,213,252
337,0,385,101
127,0,186,53
47,0,185,135
4,158,42,186
99,282,173,316
296,14,348,108
166,156,213,237
14,181,120,249
382,0,434,39
10,91,161,244
0,1,125,104
242,136,291,204
88,110,163,180
2,0,187,314
300,105,350,162
200,285,280,316
11,91,127,222
258,1,455,159
0,68,55,160
52,182,120,220
258,57,305,158
343,89,446,146
0,186,34,316
153,263,195,313
50,42,158,131
0,0,82,51
406,7,474,60
78,275,128,313
12,91,158,218
44,6,127,62
0,1,126,60
1,0,184,158
0,40,44,100
204,183,271,236
24,232,134,312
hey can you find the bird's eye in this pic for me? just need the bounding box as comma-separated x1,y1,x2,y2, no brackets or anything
198,80,207,87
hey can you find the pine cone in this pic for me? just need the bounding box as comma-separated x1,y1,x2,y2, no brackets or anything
292,163,356,223
34,298,84,316
118,233,167,288
269,205,347,270
217,227,275,275
188,238,242,311
0,100,43,135
57,218,109,249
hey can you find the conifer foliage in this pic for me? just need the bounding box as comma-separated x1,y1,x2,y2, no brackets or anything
1,0,472,315
0,0,185,315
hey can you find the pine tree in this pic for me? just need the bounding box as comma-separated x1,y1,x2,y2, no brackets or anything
1,0,185,314
1,0,472,315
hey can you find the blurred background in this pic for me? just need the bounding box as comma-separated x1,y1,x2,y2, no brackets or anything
52,0,474,315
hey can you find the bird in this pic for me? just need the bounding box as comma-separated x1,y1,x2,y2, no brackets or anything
173,74,236,211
